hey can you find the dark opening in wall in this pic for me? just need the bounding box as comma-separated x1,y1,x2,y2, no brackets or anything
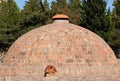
44,65,57,77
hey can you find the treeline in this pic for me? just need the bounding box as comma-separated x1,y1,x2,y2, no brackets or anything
0,0,120,53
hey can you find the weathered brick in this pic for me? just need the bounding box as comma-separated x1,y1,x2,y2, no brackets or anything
0,14,119,78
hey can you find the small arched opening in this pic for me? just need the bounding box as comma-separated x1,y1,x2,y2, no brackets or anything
44,65,57,77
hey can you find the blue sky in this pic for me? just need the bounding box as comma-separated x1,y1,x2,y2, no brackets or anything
14,0,53,10
14,0,114,10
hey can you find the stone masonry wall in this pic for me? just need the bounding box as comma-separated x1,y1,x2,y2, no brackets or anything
118,59,120,64
0,64,120,77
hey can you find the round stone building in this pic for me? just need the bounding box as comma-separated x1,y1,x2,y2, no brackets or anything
1,14,118,77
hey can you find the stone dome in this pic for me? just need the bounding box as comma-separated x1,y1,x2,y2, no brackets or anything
3,14,116,74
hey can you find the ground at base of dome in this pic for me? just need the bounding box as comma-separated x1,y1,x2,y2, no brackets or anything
0,75,120,81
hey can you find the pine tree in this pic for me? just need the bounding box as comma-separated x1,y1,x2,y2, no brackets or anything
101,8,115,43
113,0,120,29
51,0,83,25
51,0,69,15
80,0,114,43
21,0,42,26
81,0,106,30
111,0,120,47
43,0,50,12
0,0,20,51
68,0,82,25
43,0,52,24
20,0,46,34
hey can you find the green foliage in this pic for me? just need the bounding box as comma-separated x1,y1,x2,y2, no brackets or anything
113,0,120,16
51,0,69,15
19,0,52,35
0,0,120,52
20,0,44,27
111,0,120,47
51,0,82,25
80,0,115,44
43,0,53,24
81,0,106,30
110,29,120,47
113,0,120,29
68,0,82,25
0,0,20,51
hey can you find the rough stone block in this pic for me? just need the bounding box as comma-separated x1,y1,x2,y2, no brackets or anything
5,76,11,81
0,77,5,81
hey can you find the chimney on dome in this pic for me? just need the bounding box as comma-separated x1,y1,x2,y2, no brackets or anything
52,14,69,23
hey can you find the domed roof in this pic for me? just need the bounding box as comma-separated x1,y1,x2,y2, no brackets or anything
3,14,116,71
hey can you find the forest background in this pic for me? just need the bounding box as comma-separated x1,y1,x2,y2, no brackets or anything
0,0,120,59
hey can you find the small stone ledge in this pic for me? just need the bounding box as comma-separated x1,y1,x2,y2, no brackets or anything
1,75,120,81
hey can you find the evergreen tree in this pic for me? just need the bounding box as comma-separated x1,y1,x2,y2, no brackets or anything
20,0,46,34
0,0,20,51
51,0,69,15
43,0,50,12
113,0,120,29
101,8,115,43
81,0,106,31
43,0,52,24
21,0,43,26
51,0,83,25
80,0,114,43
111,0,120,47
68,0,82,25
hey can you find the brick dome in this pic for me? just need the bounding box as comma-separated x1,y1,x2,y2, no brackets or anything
3,14,116,71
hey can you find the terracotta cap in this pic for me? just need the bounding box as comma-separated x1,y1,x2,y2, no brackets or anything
52,14,69,19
